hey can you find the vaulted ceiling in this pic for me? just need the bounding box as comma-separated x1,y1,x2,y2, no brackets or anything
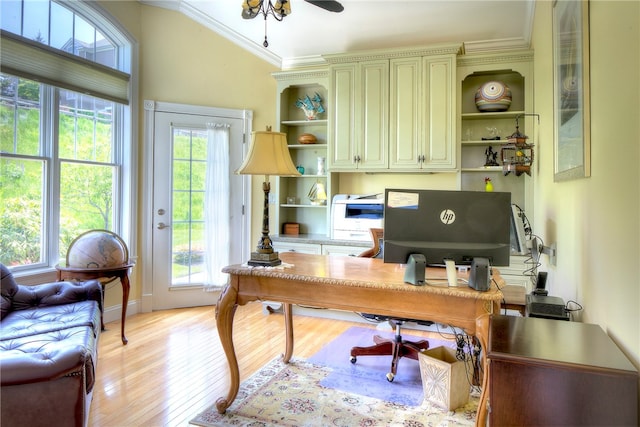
141,0,535,68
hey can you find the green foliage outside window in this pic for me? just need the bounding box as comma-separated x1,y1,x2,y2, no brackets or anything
0,76,116,267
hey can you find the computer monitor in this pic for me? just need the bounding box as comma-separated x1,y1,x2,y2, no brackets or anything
383,189,511,289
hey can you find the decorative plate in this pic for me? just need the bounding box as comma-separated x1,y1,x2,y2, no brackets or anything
475,81,512,112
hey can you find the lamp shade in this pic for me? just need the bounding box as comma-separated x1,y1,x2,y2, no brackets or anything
236,130,301,177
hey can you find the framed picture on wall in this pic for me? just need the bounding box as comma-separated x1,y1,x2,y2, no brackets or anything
553,0,591,181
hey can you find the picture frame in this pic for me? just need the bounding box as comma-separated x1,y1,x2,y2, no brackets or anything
553,0,591,181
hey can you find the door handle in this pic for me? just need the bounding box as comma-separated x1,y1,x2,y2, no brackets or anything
157,222,171,230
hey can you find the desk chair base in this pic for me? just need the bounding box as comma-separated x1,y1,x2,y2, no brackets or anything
350,321,429,382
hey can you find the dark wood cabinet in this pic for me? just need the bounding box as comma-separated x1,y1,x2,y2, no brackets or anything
488,315,638,426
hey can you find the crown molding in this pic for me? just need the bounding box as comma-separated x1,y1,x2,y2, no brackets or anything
323,43,464,64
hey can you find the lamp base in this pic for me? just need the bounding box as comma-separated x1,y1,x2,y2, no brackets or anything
247,251,282,267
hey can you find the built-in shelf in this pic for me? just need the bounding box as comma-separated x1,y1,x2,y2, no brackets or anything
461,111,525,120
281,204,327,208
461,140,510,146
457,54,533,210
287,144,328,149
273,70,331,236
281,119,328,126
461,166,503,172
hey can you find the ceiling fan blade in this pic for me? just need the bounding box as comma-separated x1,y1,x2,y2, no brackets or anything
304,0,344,13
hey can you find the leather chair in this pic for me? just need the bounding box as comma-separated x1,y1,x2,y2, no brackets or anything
349,228,430,382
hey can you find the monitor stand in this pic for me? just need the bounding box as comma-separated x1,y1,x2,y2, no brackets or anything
444,259,458,287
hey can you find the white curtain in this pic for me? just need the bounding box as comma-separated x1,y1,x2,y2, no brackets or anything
204,123,231,290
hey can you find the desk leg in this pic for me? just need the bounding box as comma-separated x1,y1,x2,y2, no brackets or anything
215,282,240,414
282,303,293,363
475,314,491,427
120,273,130,345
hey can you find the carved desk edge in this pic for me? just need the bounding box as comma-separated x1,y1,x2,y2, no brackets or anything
221,264,504,302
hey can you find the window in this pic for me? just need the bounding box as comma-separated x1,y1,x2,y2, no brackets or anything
0,0,135,271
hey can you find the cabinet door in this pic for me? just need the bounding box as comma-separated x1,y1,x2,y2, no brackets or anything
272,242,321,255
389,57,422,169
321,244,369,257
423,55,456,169
389,55,456,170
358,60,389,169
329,64,358,170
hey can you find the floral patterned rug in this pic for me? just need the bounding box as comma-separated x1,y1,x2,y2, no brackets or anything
190,357,478,427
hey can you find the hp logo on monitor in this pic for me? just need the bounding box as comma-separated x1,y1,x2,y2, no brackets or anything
440,209,456,224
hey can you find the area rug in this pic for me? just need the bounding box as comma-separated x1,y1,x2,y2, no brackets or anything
191,327,478,427
190,357,478,427
308,326,458,406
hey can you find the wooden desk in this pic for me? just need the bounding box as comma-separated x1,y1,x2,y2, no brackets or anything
500,284,526,316
488,315,638,426
216,253,504,426
56,263,133,345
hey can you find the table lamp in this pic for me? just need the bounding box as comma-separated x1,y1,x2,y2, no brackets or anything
236,128,300,266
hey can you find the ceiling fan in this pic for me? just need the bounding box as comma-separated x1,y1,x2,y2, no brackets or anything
304,0,344,13
242,0,344,47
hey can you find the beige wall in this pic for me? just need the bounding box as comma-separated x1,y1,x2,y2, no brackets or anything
531,0,639,372
98,1,279,305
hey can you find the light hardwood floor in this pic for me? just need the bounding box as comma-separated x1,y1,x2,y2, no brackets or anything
89,302,444,426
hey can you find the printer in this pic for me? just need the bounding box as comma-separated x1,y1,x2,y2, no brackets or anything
331,194,384,241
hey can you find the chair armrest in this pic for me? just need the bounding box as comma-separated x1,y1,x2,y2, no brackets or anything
12,281,103,313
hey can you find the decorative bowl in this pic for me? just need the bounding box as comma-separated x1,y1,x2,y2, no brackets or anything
297,133,317,144
475,81,512,112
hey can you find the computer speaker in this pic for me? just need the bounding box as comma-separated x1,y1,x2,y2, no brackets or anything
468,257,490,291
404,253,426,285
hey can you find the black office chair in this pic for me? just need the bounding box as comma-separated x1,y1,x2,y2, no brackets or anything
349,228,430,382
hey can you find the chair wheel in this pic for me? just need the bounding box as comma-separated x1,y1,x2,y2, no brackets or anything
350,356,357,364
386,372,395,382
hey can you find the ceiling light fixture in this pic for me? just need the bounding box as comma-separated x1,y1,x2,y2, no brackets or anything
241,0,291,48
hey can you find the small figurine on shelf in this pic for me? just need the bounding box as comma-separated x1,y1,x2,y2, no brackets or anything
485,177,494,192
484,146,499,167
295,93,325,120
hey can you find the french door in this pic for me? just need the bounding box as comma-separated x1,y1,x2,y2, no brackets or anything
149,105,249,310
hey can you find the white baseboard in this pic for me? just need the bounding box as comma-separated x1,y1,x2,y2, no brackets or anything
103,299,139,324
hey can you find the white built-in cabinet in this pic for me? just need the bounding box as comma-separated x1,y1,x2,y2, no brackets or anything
327,60,389,170
270,48,535,246
272,69,332,236
272,241,369,257
325,44,461,172
389,55,456,170
456,50,534,212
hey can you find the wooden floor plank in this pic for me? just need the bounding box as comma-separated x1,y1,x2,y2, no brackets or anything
89,302,447,426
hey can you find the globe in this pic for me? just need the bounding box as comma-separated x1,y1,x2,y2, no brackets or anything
67,230,128,269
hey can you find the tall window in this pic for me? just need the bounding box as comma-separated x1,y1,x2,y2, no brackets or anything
0,0,134,270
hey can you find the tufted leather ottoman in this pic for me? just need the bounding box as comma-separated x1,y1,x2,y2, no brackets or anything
1,264,103,427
